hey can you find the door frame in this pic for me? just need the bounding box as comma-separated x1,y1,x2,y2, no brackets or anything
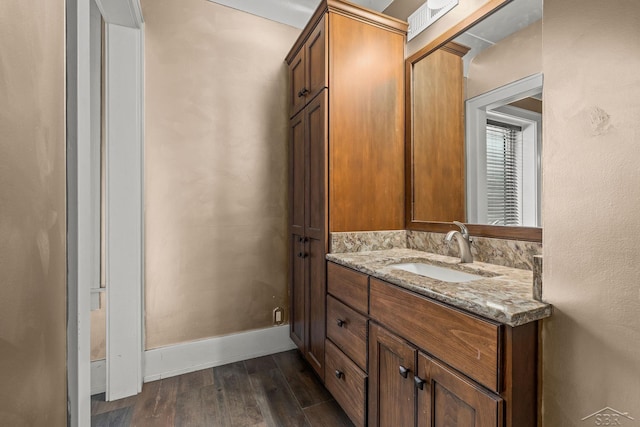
67,0,144,424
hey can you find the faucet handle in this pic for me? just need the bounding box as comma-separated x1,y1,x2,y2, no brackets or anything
452,221,469,239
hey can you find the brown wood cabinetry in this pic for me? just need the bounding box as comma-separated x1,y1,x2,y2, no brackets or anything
369,277,501,392
326,295,368,370
325,261,370,427
369,323,503,427
368,323,416,427
289,93,328,379
410,42,469,223
327,262,369,314
289,17,327,117
325,339,368,427
326,261,539,427
416,353,503,427
287,0,407,383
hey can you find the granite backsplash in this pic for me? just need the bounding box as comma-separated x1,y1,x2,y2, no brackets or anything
330,230,542,271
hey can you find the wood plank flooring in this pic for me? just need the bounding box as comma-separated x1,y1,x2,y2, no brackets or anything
91,349,354,427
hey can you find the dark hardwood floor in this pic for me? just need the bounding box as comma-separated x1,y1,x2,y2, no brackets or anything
91,349,353,427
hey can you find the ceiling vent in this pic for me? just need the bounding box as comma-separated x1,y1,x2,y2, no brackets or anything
407,0,459,41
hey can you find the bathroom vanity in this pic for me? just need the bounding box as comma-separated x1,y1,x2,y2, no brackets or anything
324,250,551,427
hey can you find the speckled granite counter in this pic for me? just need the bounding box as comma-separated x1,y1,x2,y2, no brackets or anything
326,249,552,327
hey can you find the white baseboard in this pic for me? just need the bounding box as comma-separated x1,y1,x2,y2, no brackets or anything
91,359,107,395
143,325,296,382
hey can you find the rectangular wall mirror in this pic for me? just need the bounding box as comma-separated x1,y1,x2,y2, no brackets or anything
406,0,543,241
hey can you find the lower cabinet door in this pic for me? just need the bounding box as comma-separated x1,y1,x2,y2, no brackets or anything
305,237,326,380
416,352,503,427
289,234,305,351
368,323,416,427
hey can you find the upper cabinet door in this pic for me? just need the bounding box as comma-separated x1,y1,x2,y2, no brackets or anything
416,352,503,427
304,16,327,105
304,91,327,241
289,48,306,117
289,111,305,234
288,16,327,118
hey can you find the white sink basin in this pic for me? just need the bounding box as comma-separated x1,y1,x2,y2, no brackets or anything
390,262,484,283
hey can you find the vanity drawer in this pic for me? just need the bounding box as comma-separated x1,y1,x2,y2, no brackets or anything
369,278,502,392
327,295,368,371
325,339,367,427
327,262,369,314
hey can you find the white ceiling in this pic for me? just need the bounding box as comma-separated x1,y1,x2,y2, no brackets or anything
208,0,395,29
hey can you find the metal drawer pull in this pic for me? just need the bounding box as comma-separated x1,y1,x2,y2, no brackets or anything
337,319,345,327
414,375,426,390
335,370,344,379
399,365,409,378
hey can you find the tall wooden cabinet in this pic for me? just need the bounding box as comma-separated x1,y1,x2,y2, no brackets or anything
409,42,469,224
287,1,407,382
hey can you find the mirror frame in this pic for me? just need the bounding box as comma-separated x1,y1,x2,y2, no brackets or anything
404,0,542,242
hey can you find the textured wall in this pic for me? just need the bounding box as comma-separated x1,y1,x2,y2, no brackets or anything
142,0,300,349
0,0,67,424
542,0,640,424
466,19,541,99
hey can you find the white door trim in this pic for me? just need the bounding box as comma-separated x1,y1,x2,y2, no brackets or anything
104,21,145,401
67,0,145,423
66,0,93,424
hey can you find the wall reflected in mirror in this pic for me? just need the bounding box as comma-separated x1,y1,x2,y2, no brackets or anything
408,0,543,234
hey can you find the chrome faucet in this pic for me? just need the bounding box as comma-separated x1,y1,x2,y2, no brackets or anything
445,221,473,263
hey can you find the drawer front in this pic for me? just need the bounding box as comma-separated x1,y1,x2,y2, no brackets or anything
327,262,369,314
369,278,502,392
325,340,367,427
327,295,368,371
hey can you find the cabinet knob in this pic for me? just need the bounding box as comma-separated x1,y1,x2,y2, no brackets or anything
336,319,345,327
335,370,344,379
297,88,310,98
414,375,426,390
298,252,308,258
399,365,409,378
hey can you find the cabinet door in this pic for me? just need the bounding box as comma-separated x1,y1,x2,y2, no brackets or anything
305,236,326,380
416,352,503,427
289,111,305,234
305,16,327,104
304,91,327,242
289,234,305,351
369,323,416,427
289,47,306,117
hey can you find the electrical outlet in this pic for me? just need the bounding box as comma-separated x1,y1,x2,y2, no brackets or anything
273,307,284,325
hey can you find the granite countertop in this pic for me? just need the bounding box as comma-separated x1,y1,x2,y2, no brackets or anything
326,248,552,327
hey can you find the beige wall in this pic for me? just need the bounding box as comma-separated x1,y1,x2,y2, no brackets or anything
0,0,67,424
542,0,640,425
466,19,541,99
142,0,300,349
